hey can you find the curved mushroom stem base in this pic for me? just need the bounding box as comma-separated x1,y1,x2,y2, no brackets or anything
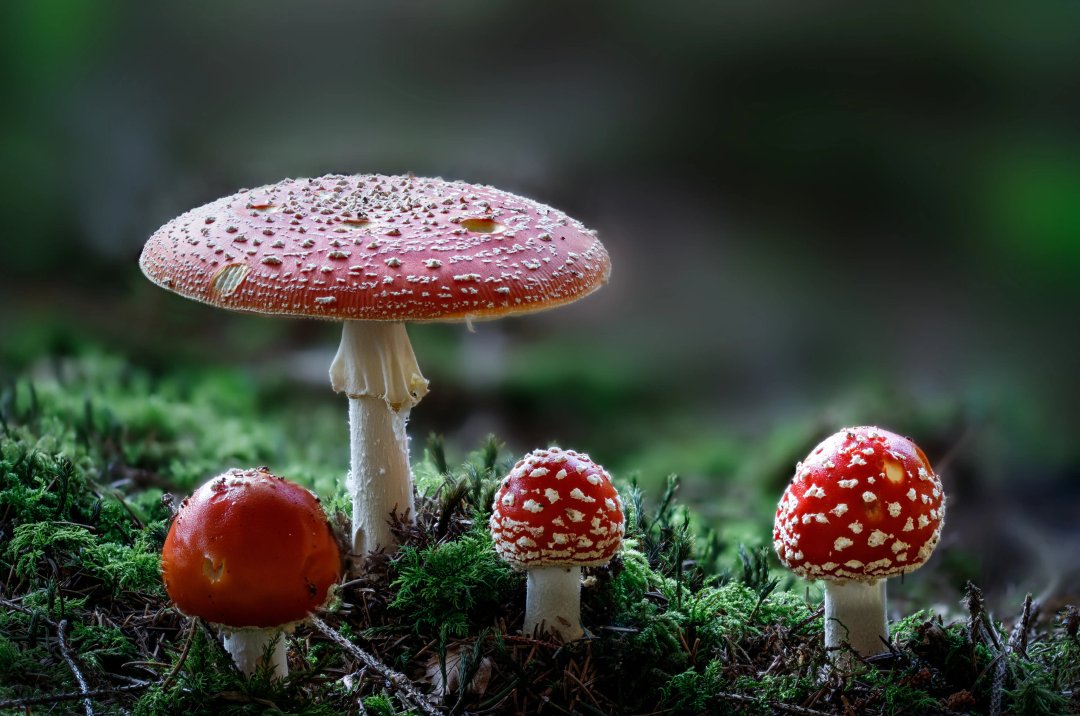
825,579,888,661
221,626,290,679
347,396,414,562
524,566,583,642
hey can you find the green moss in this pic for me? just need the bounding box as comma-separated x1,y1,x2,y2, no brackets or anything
389,529,517,642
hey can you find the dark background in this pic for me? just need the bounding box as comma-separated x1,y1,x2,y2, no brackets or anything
2,1,1078,613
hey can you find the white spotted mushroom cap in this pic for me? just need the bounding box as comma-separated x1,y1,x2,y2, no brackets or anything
140,174,610,322
490,448,625,568
773,426,945,583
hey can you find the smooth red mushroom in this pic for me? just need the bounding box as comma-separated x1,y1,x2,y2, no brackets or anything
161,467,342,678
141,174,610,570
490,447,625,641
773,426,945,660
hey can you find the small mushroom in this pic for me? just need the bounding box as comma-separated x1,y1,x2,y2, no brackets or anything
161,467,342,678
773,426,945,661
141,174,610,571
490,448,625,641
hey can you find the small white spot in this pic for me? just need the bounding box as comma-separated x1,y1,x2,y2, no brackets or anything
544,488,560,504
907,488,917,501
902,517,914,532
529,467,550,478
848,454,868,467
830,503,849,517
892,539,910,554
555,469,568,480
862,491,877,503
385,257,402,267
569,488,597,503
844,560,864,569
522,499,543,513
834,536,854,551
887,502,902,518
918,514,930,529
838,479,859,489
804,485,826,499
849,521,864,534
867,530,888,548
565,508,586,522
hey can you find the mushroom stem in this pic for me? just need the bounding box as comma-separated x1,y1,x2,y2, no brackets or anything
524,566,584,641
346,396,413,558
221,627,289,679
824,579,888,659
330,321,429,566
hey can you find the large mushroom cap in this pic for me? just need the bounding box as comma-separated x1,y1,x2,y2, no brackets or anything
773,426,945,583
161,467,342,628
490,447,625,568
140,173,610,322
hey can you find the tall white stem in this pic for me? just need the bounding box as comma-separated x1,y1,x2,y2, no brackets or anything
221,627,288,679
524,566,583,642
330,321,428,565
347,397,412,557
824,579,888,659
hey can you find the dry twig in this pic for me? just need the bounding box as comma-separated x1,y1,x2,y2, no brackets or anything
310,615,440,716
58,618,94,716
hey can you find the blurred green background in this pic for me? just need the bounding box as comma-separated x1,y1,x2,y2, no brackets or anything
1,2,1078,613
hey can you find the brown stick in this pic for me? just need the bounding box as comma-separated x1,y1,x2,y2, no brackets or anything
310,615,439,716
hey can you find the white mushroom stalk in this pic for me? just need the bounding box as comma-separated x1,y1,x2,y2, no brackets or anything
330,320,429,562
524,566,584,641
221,626,291,679
824,579,888,658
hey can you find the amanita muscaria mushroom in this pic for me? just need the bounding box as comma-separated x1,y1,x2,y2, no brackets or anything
141,174,610,568
490,447,625,641
161,467,342,678
773,426,945,660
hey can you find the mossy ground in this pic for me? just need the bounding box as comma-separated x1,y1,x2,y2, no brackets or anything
0,355,1077,715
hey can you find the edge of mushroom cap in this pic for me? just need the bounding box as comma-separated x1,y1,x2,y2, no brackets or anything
139,173,610,324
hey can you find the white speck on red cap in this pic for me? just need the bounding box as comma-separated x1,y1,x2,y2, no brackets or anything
772,426,945,583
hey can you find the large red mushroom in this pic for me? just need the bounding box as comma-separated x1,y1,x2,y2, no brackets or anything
161,467,342,678
773,427,945,660
141,174,610,570
490,448,625,641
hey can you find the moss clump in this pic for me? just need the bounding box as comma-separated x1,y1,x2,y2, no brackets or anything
389,530,518,642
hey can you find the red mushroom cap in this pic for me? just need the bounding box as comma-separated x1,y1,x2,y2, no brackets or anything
490,448,625,568
161,467,342,628
773,427,945,583
140,174,609,322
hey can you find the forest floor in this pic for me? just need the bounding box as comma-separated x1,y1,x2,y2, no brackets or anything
0,355,1077,715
